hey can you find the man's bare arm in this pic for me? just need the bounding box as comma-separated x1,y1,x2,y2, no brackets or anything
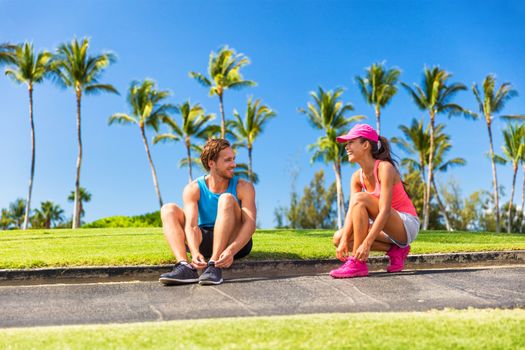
182,182,206,267
227,180,256,255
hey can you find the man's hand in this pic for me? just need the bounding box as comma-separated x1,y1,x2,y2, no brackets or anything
191,252,207,269
336,240,350,262
354,241,371,262
215,248,234,268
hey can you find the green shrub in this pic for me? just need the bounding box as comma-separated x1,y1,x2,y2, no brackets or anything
85,211,161,228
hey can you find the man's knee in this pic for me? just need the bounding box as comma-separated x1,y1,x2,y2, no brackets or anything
217,193,237,211
161,203,181,220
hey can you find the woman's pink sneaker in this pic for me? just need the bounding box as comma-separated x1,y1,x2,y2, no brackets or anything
386,245,410,272
330,257,369,278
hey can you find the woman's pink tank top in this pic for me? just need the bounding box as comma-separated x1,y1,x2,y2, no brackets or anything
360,160,417,216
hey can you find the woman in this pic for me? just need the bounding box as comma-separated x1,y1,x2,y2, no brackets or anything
330,124,419,278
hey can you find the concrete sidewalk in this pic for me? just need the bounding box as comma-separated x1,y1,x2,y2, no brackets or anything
0,265,523,328
1,250,524,285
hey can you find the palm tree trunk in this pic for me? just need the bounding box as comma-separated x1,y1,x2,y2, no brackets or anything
423,113,435,230
431,177,453,231
23,85,35,230
486,120,501,232
420,157,427,220
518,167,525,233
219,93,225,138
72,90,82,229
375,106,381,135
140,127,163,208
333,161,344,229
248,146,253,183
507,164,518,233
185,139,193,183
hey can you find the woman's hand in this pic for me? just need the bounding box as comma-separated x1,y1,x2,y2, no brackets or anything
336,240,350,261
355,241,371,262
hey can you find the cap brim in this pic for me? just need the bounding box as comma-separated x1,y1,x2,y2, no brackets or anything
336,134,356,143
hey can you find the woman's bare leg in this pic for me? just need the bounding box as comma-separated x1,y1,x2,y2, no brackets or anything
349,192,407,256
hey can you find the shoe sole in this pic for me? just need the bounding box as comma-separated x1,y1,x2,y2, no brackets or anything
198,278,224,285
330,272,369,278
159,277,199,285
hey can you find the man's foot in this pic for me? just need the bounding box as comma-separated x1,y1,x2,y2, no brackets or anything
329,257,369,278
159,262,199,285
199,261,223,285
386,245,410,273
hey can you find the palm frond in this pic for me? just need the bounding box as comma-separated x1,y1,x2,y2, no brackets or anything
108,113,136,126
153,133,180,144
189,71,212,87
85,83,119,95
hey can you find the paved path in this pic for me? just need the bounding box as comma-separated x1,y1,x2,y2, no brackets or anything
1,266,523,328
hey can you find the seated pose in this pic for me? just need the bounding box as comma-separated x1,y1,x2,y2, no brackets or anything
330,124,419,278
159,139,256,286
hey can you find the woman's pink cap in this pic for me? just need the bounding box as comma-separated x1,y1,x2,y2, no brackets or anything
336,123,379,143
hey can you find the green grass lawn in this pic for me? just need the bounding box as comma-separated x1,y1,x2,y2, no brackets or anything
0,228,524,269
0,309,523,349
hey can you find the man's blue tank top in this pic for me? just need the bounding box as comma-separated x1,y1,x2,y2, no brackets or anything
197,175,239,227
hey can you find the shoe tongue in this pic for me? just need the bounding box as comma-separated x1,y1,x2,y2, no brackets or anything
208,260,216,267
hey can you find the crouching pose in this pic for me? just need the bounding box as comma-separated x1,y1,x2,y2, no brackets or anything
330,124,419,278
159,139,256,285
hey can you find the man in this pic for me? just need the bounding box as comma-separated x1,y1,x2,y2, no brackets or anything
159,138,256,285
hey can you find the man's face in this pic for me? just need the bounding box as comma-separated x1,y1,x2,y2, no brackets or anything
210,147,236,179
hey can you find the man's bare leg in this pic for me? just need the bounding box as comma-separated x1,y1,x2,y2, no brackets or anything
210,193,242,261
161,203,193,263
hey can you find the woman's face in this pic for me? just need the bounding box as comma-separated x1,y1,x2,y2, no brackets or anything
344,138,367,162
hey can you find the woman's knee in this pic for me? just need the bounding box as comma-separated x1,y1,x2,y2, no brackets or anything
333,229,342,246
351,192,371,206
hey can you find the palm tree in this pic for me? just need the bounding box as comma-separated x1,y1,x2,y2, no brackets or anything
519,129,525,233
402,66,471,230
391,119,429,216
109,80,171,207
355,62,400,134
471,75,525,233
154,101,217,182
189,46,256,138
230,96,276,183
500,123,525,233
392,119,465,231
52,38,118,229
8,198,26,229
299,86,363,229
4,42,52,230
67,187,92,219
1,208,14,230
33,201,64,229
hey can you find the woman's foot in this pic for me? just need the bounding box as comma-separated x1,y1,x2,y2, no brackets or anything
330,257,369,278
386,245,410,272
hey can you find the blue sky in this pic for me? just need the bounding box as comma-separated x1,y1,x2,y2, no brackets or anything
1,0,524,228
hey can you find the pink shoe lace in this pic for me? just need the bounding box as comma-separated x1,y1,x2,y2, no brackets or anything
386,245,410,273
330,257,369,278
